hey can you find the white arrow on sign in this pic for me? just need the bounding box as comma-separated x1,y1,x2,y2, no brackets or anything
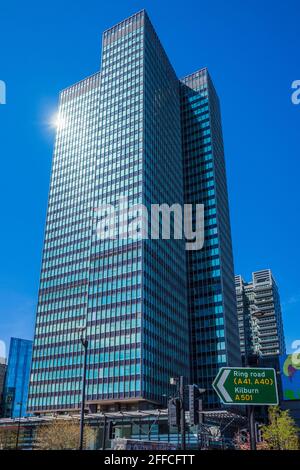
214,369,233,403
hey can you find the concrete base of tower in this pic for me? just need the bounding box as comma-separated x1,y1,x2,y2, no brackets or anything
30,398,162,416
87,398,161,413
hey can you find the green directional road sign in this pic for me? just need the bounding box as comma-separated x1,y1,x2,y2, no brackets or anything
212,367,279,406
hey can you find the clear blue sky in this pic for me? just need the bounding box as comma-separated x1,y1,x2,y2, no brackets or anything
0,0,299,358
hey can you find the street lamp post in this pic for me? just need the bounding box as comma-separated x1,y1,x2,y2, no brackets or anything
179,376,186,451
170,376,186,451
15,401,22,450
244,340,257,451
79,329,88,451
101,414,107,450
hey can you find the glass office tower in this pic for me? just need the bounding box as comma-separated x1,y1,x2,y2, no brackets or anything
28,10,189,413
180,69,241,408
3,338,32,418
28,73,102,412
28,10,240,414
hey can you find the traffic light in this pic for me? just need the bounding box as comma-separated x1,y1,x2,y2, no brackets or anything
189,384,201,426
255,422,263,443
198,398,203,424
168,398,180,427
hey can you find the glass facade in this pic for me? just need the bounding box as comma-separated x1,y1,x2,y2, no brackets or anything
3,338,33,418
28,73,101,411
142,13,189,401
28,10,189,413
180,69,241,408
28,10,240,414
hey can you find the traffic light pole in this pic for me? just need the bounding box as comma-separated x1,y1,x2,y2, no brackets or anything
179,376,186,451
79,334,88,450
15,401,22,450
248,406,256,450
102,415,107,450
243,352,256,450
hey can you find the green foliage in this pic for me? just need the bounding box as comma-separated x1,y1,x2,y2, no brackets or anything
262,406,299,450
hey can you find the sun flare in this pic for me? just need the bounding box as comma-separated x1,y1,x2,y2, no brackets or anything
50,112,66,130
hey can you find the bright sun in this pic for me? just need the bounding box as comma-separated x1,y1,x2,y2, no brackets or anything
50,113,66,130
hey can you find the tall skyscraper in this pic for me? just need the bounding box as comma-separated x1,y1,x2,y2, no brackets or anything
28,10,239,414
3,338,32,418
235,270,286,360
180,70,241,408
28,10,189,414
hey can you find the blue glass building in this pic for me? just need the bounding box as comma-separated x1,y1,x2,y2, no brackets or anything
28,11,239,414
180,69,241,408
28,73,102,412
28,11,189,413
3,338,33,418
89,11,189,406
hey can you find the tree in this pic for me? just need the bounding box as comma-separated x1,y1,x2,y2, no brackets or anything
0,427,18,449
262,406,299,450
35,418,95,450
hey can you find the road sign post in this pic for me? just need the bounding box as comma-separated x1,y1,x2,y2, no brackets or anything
248,406,256,451
213,367,278,450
